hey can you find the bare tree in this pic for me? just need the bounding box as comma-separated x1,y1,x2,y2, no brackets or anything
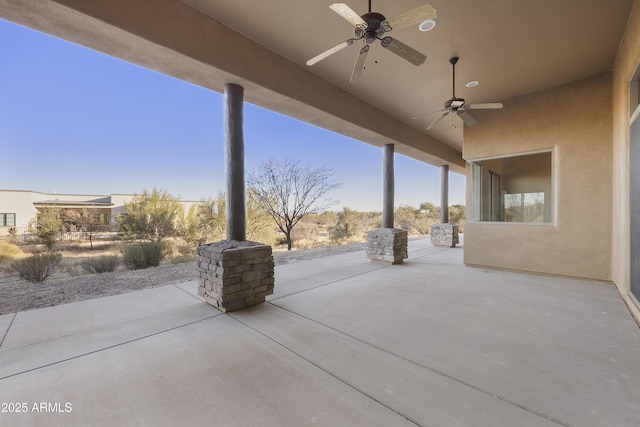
247,159,340,250
65,208,106,250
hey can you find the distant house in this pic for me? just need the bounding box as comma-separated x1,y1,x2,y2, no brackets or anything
0,190,200,237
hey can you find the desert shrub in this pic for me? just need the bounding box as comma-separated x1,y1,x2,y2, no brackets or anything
170,245,195,264
290,220,320,242
168,245,197,264
81,255,119,274
59,262,83,277
29,207,64,249
292,238,321,249
177,245,194,256
117,188,183,241
170,255,197,264
122,242,167,270
11,252,62,282
0,242,21,261
331,207,366,244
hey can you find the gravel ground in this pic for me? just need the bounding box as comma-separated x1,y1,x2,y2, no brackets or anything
0,242,366,315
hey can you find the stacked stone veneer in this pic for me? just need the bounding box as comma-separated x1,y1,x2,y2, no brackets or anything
430,223,459,247
197,240,274,312
366,228,408,264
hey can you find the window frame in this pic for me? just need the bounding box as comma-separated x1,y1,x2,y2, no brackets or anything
469,149,555,225
0,213,16,227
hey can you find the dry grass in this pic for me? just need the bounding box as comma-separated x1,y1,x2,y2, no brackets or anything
0,240,196,280
0,240,371,314
0,241,22,261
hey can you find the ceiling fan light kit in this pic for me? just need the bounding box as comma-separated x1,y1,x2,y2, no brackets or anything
306,2,436,82
418,19,436,32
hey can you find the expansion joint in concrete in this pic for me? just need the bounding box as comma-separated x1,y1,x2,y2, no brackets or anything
229,308,422,427
266,303,570,427
0,312,17,350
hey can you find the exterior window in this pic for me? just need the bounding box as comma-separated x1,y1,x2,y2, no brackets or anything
489,171,502,221
472,151,552,223
504,192,545,222
630,66,640,300
1,213,16,227
630,72,640,119
472,163,483,221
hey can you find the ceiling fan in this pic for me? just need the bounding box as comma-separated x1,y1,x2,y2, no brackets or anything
306,1,436,83
425,57,503,130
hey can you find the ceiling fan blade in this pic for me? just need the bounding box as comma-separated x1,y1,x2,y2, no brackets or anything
426,111,451,130
467,102,504,110
329,3,366,27
350,44,369,83
380,37,426,66
457,110,478,127
413,108,446,120
385,4,437,31
307,38,356,66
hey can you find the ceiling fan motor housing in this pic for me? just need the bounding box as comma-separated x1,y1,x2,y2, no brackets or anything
356,12,387,44
446,97,466,110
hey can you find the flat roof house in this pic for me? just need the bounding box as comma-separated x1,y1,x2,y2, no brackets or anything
0,0,638,326
0,190,115,233
0,190,200,237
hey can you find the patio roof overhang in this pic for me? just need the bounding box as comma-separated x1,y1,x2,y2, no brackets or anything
0,0,630,174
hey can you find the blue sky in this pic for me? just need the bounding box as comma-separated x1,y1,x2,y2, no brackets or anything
0,19,465,212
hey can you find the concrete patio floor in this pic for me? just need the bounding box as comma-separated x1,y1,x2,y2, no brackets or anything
0,238,639,426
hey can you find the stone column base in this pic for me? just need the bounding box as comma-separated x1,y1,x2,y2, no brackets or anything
430,223,459,247
366,228,408,264
196,240,274,312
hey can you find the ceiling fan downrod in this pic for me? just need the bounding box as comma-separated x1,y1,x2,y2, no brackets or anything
450,56,459,98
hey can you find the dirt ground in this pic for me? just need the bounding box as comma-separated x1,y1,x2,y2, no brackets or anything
0,242,366,315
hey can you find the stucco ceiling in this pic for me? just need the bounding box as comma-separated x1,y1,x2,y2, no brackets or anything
0,0,633,170
182,0,632,151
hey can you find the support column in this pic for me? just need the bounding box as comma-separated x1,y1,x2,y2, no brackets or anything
196,83,274,312
382,143,395,228
224,83,246,241
440,164,449,224
366,144,407,264
431,163,459,248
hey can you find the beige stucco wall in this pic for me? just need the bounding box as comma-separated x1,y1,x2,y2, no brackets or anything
0,190,37,231
612,0,640,319
463,73,613,281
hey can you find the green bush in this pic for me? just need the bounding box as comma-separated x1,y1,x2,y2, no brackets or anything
81,255,119,274
122,242,167,270
0,242,21,261
11,252,62,282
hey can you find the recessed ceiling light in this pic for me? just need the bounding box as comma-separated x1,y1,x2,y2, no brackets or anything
418,19,436,32
466,81,479,88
